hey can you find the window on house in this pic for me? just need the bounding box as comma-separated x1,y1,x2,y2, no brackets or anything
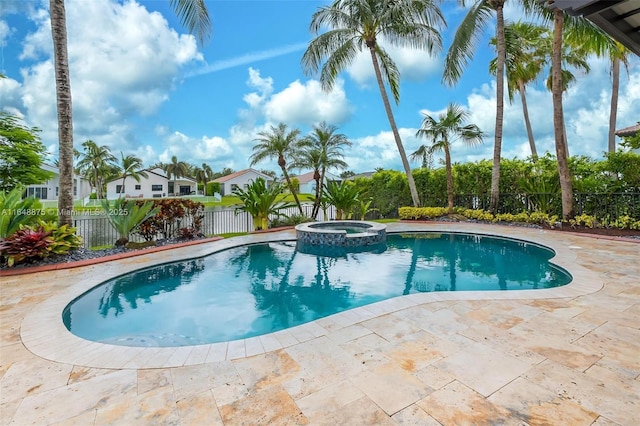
135,184,141,190
56,187,59,196
73,178,77,196
116,185,123,194
231,184,239,192
152,184,163,191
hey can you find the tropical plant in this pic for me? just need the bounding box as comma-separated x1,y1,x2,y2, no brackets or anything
301,0,446,208
0,187,49,238
76,140,117,199
0,112,54,191
233,178,294,230
37,220,82,255
117,153,148,194
250,123,305,215
0,226,52,267
323,181,360,220
414,103,483,214
50,0,211,226
444,0,515,213
136,198,204,241
357,198,377,220
100,198,159,246
295,122,351,219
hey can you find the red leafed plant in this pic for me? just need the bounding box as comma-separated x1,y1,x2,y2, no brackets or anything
0,227,53,267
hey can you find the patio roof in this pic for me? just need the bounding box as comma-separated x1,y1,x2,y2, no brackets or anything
615,122,640,137
549,0,640,56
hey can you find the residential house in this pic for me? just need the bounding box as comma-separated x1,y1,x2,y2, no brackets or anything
105,168,197,199
295,171,342,194
24,163,92,200
213,168,274,196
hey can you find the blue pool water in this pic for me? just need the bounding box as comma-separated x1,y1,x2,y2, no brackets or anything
63,233,571,347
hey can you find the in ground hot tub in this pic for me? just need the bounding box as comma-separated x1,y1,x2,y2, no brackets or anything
295,220,387,247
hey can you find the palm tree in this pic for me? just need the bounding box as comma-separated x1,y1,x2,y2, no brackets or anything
49,0,211,226
323,180,360,220
250,123,305,215
161,155,189,195
296,122,351,218
606,41,630,153
76,140,117,199
118,153,148,195
301,0,446,208
549,6,573,218
192,163,213,194
490,21,548,161
414,103,483,214
444,0,514,213
540,2,610,218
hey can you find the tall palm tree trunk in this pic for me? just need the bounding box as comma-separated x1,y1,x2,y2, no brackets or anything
608,56,620,153
444,144,454,214
50,0,74,226
280,165,304,215
552,9,574,219
518,80,538,161
312,170,322,219
368,46,421,207
489,4,506,214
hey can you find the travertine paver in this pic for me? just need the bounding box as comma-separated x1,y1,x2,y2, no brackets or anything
1,223,640,425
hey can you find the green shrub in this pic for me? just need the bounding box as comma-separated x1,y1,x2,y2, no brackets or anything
136,198,204,240
568,214,599,229
38,221,82,255
398,207,447,220
206,182,221,196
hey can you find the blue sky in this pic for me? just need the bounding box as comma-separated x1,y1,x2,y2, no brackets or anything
1,0,639,175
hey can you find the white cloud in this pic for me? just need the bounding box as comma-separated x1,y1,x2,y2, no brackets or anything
458,55,640,161
346,40,441,87
11,0,202,154
265,78,353,125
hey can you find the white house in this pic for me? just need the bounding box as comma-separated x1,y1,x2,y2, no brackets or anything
295,171,342,194
23,163,92,201
213,168,274,196
105,168,197,199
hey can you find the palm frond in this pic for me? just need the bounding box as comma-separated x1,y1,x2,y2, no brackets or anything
443,0,494,86
169,0,212,45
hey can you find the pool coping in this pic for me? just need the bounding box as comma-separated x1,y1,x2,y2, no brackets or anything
19,222,612,369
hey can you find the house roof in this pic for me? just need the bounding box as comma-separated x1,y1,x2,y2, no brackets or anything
295,171,316,184
615,123,640,137
549,0,640,56
345,171,375,180
213,168,273,183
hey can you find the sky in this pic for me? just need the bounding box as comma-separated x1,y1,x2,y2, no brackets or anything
1,0,639,175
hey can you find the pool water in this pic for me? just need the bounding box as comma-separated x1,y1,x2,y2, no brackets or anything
63,233,571,347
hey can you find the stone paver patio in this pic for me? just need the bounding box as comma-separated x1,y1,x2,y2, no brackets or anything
1,222,639,425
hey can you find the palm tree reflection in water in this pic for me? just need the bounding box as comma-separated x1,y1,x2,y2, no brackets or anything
97,259,206,317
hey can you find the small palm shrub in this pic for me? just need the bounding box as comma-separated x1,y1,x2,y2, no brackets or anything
323,181,360,220
101,198,159,246
234,178,294,230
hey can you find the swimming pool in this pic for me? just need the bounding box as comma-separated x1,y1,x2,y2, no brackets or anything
62,232,571,347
